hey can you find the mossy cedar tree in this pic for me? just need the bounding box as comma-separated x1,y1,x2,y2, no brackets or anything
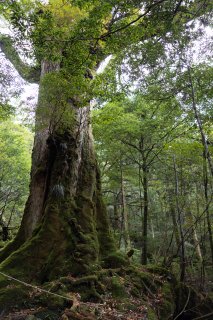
0,0,211,286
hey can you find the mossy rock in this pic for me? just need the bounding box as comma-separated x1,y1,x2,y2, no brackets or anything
102,251,129,269
125,267,158,294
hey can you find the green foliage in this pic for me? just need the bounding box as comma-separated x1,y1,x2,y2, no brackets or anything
0,121,33,230
93,59,213,267
37,72,75,132
0,103,15,121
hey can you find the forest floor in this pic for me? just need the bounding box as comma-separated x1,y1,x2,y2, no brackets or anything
1,295,160,320
0,271,164,320
1,265,212,319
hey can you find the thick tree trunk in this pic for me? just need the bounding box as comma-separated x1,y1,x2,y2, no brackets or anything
0,61,116,281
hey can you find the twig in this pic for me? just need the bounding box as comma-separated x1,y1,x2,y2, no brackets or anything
193,312,213,320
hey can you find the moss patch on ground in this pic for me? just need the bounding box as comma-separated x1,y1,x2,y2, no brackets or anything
0,264,212,319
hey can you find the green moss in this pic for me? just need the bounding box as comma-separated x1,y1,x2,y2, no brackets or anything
0,230,24,264
162,282,172,296
125,267,158,294
146,264,171,277
102,251,129,269
147,308,158,320
158,283,175,319
73,275,103,301
33,310,61,320
58,275,103,302
0,284,29,310
0,241,6,249
130,287,140,297
73,275,98,285
111,276,127,298
38,292,67,309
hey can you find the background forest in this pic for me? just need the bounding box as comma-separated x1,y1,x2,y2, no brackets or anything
92,29,213,286
0,0,212,319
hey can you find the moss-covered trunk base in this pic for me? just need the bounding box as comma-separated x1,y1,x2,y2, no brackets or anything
0,120,117,277
0,264,212,320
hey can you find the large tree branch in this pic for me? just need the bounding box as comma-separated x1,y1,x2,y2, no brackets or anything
100,0,167,40
100,0,211,41
0,35,40,84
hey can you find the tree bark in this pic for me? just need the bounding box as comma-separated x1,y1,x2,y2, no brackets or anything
141,165,148,265
169,196,181,250
0,60,116,281
187,209,203,262
120,167,131,251
139,137,149,265
173,155,186,282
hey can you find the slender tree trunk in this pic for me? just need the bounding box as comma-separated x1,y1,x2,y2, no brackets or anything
187,66,213,177
138,162,143,242
187,209,203,262
187,64,213,265
120,167,131,251
173,156,186,282
113,202,119,231
138,135,149,266
150,219,155,239
113,192,121,231
141,161,149,265
170,197,181,249
203,152,213,265
0,60,116,280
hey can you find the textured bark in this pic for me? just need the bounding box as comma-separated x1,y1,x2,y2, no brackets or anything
0,61,116,280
